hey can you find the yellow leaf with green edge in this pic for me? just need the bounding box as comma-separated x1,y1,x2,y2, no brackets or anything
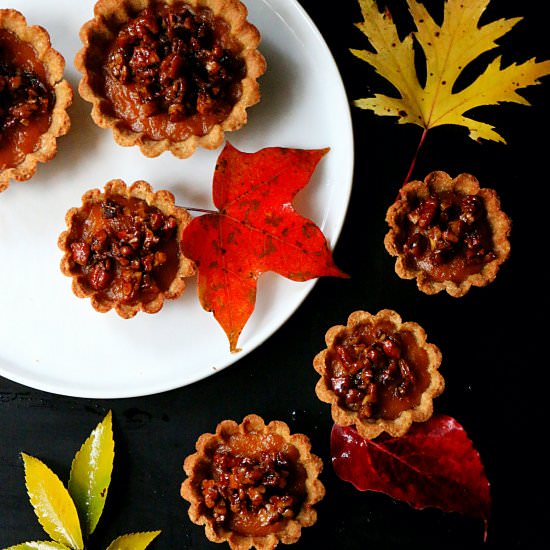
105,531,161,550
4,542,71,550
22,454,83,550
68,410,114,537
351,0,550,142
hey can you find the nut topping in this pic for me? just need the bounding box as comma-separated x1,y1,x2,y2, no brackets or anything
76,0,265,158
1,11,72,191
70,197,178,302
181,415,324,548
106,4,245,123
328,324,419,420
0,62,52,137
401,191,496,268
314,310,444,439
384,172,511,297
59,180,195,318
201,448,298,529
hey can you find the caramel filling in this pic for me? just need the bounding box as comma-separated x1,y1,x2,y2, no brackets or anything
397,190,496,283
68,195,180,305
200,433,307,537
102,1,245,141
0,29,53,169
326,319,430,420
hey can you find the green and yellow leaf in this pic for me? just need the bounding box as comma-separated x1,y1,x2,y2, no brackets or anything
105,531,161,550
22,454,83,550
351,0,550,142
3,542,71,550
68,410,114,537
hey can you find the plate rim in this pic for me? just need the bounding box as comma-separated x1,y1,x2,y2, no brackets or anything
0,0,354,398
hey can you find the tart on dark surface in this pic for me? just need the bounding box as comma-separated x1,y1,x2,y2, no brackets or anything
314,309,444,440
58,179,195,318
384,171,511,297
181,414,325,549
75,0,266,158
0,8,72,192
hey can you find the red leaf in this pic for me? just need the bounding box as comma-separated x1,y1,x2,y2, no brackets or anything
181,142,347,352
331,416,491,523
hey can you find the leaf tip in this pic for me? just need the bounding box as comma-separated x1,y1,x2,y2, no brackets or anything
107,530,162,550
229,337,243,354
104,409,113,427
20,452,40,474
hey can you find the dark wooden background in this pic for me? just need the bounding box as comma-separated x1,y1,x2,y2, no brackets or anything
1,0,547,548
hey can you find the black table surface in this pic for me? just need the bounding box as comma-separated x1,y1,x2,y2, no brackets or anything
1,1,548,548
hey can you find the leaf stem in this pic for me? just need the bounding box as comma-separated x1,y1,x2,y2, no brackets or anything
403,127,428,187
185,207,216,214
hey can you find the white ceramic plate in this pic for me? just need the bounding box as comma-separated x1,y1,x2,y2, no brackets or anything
0,0,353,398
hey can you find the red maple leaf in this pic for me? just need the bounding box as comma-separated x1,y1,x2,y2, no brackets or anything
331,416,491,533
181,142,348,352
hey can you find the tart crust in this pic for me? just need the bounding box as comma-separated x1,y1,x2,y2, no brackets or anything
75,0,266,158
314,309,444,439
384,171,511,297
58,179,196,318
181,414,325,549
0,9,72,192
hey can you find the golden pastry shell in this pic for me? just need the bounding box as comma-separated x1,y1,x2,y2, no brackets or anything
0,8,72,192
75,0,267,158
314,309,444,440
58,179,196,318
384,171,512,297
181,414,325,550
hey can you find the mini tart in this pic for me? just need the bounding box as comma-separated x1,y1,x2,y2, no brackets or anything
75,0,266,158
314,310,444,439
0,9,72,192
384,171,511,297
181,414,325,550
58,179,196,318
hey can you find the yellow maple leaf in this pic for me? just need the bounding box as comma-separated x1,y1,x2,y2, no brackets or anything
351,0,550,143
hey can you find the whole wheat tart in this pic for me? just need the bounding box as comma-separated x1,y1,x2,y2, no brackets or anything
58,179,196,318
181,414,325,549
0,9,72,192
384,171,511,297
314,309,444,440
75,0,266,158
